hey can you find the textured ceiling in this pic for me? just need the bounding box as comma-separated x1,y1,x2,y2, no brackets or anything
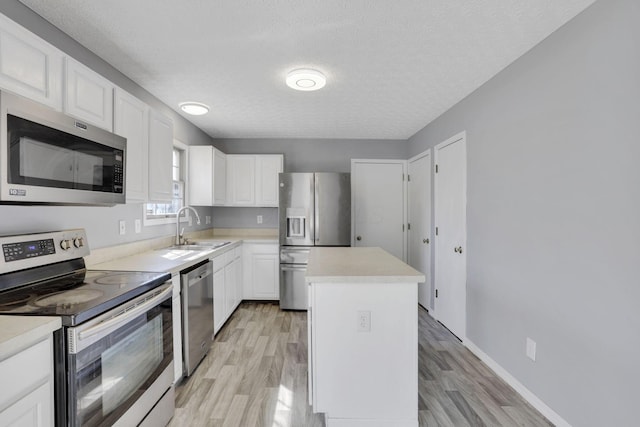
19,0,596,140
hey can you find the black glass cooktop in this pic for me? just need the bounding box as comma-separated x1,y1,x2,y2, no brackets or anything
0,270,171,326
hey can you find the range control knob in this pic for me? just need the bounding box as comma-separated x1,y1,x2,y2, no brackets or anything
60,240,71,250
73,237,84,248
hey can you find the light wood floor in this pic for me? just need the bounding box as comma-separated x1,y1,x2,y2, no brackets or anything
169,302,553,427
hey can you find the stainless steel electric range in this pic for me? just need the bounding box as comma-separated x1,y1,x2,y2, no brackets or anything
0,229,175,427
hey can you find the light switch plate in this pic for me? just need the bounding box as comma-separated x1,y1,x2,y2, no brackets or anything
134,219,141,233
119,220,126,235
526,337,537,361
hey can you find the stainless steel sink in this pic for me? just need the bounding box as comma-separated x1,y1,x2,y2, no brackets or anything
159,241,232,251
161,245,214,251
191,241,232,249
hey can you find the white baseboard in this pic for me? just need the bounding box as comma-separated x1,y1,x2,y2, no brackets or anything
463,339,571,427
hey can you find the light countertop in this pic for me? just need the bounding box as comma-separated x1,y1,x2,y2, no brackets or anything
92,235,278,275
305,247,425,283
92,241,240,275
0,316,61,360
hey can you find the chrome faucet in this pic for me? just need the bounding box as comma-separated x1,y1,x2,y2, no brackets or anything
175,206,201,245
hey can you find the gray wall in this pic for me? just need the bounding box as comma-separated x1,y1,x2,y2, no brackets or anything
213,137,407,228
408,0,639,425
0,1,214,248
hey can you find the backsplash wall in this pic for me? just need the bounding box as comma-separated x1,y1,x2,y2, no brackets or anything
0,204,213,249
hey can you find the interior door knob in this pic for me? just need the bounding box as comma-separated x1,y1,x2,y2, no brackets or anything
423,238,429,244
356,236,362,241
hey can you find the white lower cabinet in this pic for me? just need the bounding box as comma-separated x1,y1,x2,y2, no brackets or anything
212,246,243,335
242,242,279,300
213,267,226,334
171,274,183,383
0,337,54,427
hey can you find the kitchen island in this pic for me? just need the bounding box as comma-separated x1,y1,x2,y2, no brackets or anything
305,247,425,427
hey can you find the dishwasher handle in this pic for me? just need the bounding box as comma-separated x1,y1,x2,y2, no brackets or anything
181,259,213,288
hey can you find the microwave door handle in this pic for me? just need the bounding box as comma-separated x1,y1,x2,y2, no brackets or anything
78,286,172,340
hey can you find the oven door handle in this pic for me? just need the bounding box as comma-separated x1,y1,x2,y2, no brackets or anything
78,285,173,340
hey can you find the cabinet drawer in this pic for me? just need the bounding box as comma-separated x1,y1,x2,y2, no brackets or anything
0,337,52,408
212,254,225,272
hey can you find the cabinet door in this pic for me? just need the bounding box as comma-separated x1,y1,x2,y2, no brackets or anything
188,146,226,206
0,14,63,110
224,261,236,316
64,57,114,131
171,295,182,383
213,267,225,334
114,88,149,203
256,155,284,207
251,253,279,298
188,146,213,206
226,155,255,206
148,109,173,202
0,381,53,427
232,256,242,305
213,149,227,205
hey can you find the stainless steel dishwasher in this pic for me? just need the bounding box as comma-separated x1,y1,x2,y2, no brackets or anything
181,259,214,376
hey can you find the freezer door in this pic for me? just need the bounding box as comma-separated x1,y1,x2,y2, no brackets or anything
280,264,308,310
279,173,315,246
314,173,351,246
280,247,311,264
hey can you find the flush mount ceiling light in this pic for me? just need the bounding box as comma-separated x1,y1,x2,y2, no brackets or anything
286,68,326,91
179,102,210,116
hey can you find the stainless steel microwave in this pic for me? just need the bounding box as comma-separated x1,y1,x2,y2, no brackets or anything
0,91,126,205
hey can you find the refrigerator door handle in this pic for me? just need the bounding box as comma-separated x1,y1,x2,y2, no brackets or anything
280,265,308,272
314,177,320,244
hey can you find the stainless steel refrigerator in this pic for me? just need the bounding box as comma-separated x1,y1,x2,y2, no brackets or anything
279,172,351,309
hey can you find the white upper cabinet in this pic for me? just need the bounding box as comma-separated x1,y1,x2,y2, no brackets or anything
226,154,283,207
148,109,173,202
64,57,114,130
114,88,149,203
256,155,284,207
226,155,256,206
0,13,63,110
188,146,226,206
213,149,227,205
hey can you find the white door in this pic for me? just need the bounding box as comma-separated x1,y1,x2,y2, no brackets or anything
352,160,406,261
114,88,149,203
0,13,63,110
408,151,432,310
147,110,173,202
64,57,114,131
434,132,467,339
255,155,283,206
227,155,255,206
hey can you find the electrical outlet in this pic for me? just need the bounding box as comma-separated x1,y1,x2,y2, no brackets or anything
526,338,537,361
119,220,126,235
357,311,371,332
257,215,263,224
135,219,141,233
205,216,211,225
188,216,193,227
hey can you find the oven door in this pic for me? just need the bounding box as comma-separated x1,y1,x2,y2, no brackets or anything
63,284,173,427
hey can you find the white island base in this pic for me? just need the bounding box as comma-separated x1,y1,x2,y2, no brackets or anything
305,247,425,427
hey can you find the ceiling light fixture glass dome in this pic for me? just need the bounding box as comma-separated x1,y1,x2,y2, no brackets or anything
179,102,210,115
286,68,326,91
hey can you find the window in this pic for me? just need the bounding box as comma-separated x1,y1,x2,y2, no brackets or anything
144,141,189,225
